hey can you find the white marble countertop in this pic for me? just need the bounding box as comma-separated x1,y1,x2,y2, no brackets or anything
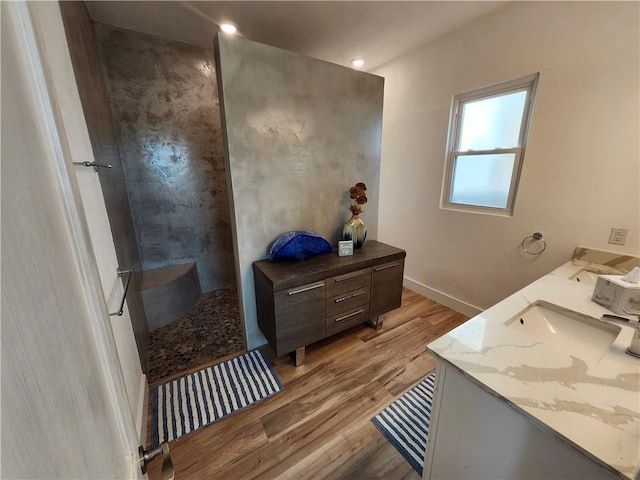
427,252,640,479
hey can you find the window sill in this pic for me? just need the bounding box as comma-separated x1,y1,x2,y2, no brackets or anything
440,203,514,217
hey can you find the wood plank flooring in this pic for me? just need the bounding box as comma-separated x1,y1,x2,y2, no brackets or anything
147,288,469,480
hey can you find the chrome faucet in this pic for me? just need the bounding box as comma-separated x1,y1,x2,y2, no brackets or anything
601,307,640,358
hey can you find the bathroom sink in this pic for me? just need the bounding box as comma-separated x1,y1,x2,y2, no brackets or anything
505,301,621,364
569,266,624,286
570,269,601,286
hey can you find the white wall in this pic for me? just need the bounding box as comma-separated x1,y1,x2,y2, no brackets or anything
376,1,639,312
1,2,138,477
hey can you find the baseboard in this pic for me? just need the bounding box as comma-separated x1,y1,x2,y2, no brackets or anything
403,276,483,318
136,373,148,446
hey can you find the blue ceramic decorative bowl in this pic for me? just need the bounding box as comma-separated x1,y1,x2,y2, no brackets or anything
269,231,332,261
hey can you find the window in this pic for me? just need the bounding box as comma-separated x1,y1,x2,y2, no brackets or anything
441,73,539,216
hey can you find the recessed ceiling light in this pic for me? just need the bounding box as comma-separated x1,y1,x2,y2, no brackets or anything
351,58,364,68
220,23,237,35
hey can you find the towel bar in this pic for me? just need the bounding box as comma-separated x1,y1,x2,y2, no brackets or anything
109,268,133,316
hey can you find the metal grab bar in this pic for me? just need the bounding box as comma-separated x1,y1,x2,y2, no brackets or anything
73,161,112,170
109,268,133,316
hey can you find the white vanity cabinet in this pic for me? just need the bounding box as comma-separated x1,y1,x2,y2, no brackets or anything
423,362,618,480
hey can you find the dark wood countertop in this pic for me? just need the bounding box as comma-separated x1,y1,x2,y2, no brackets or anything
253,240,406,291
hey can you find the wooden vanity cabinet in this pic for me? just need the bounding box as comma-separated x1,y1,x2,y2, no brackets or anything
253,240,406,365
273,281,326,355
370,259,405,322
325,267,372,337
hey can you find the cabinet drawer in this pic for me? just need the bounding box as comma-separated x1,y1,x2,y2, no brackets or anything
326,287,370,318
274,280,326,355
325,267,371,298
326,305,370,336
370,259,405,318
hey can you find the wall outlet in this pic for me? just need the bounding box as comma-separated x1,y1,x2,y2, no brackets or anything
608,227,629,246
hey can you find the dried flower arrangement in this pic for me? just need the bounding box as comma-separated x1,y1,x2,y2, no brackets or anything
348,182,368,216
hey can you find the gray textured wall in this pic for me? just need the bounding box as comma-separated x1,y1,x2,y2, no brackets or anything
215,36,384,350
95,25,235,292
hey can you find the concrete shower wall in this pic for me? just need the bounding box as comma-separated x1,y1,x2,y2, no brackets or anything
215,36,384,350
95,25,235,292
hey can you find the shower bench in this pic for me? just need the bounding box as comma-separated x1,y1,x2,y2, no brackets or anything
253,240,405,365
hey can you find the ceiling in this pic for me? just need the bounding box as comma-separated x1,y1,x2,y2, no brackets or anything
85,1,508,71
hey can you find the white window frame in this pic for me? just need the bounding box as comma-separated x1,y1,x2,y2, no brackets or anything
441,73,539,216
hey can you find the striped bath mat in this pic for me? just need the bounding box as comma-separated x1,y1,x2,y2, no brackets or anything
151,349,283,447
371,371,436,475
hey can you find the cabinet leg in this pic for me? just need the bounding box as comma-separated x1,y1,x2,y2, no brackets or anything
368,316,384,330
294,346,305,366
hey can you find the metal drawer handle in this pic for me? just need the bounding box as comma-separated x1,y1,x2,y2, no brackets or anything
374,263,399,272
288,282,324,296
335,309,365,322
335,290,365,303
334,270,366,282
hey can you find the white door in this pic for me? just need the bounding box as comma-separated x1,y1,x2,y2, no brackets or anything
26,0,148,440
2,2,143,478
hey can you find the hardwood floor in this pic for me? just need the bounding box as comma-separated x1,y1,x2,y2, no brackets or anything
147,288,469,479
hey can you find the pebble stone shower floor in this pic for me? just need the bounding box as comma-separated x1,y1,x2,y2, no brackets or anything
147,286,244,385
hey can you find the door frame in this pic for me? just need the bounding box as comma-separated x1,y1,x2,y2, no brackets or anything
12,1,143,475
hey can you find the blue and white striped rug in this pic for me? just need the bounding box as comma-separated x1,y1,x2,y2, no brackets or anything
371,371,436,475
151,349,283,447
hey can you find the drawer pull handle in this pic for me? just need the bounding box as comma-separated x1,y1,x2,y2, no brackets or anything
374,263,399,272
334,270,366,282
335,291,365,303
288,282,324,296
335,309,365,322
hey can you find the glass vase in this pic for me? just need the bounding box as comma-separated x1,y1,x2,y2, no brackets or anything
341,215,367,249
